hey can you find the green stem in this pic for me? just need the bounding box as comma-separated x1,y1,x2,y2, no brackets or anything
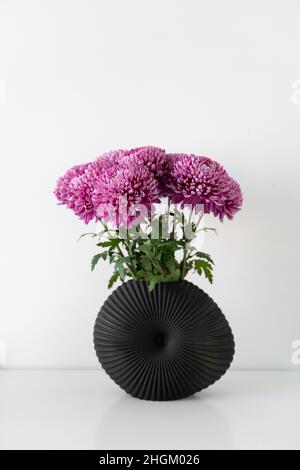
194,213,204,233
116,245,137,280
181,241,188,280
180,213,188,280
152,258,165,275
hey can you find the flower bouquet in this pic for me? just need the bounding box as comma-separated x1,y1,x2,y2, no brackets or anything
55,146,242,400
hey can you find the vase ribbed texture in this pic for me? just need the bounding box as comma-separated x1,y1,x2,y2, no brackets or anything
94,280,235,401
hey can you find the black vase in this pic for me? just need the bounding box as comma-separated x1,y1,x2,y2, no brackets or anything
94,280,234,401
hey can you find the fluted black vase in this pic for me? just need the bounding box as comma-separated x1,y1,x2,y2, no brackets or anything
94,280,234,401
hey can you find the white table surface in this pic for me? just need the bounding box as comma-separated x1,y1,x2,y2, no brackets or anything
0,370,299,450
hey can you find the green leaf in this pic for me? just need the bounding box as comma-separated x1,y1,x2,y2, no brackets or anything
110,238,123,249
129,256,137,270
157,239,179,251
194,259,213,284
161,271,181,282
140,256,153,272
136,269,149,280
115,256,131,280
163,253,177,275
176,240,186,247
91,252,108,271
139,242,152,255
108,272,119,289
202,264,213,284
108,251,117,264
96,241,112,248
148,275,160,292
195,251,214,265
96,238,122,249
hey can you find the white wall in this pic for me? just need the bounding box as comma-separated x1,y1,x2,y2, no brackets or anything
0,0,299,369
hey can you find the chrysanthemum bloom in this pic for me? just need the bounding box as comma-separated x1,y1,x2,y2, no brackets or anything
133,146,169,177
54,151,121,223
168,154,243,221
118,147,170,189
86,150,123,180
92,162,161,226
54,147,242,225
54,163,88,205
66,172,96,224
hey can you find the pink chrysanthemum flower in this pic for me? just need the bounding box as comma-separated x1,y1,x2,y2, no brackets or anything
54,147,242,225
92,163,160,226
118,147,171,193
120,146,169,177
168,154,243,221
67,173,95,224
86,150,123,180
54,152,121,223
54,163,88,205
